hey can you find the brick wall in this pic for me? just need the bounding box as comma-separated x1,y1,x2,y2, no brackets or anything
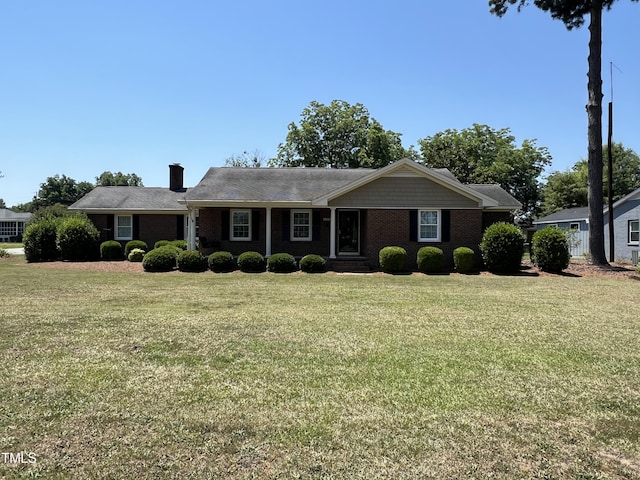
363,209,484,270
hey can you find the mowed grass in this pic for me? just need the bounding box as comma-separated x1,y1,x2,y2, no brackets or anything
1,256,640,479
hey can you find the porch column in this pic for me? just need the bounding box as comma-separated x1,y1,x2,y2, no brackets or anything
329,207,337,259
265,206,272,257
188,208,197,250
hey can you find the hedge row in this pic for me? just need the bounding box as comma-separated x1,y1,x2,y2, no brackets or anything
379,245,477,274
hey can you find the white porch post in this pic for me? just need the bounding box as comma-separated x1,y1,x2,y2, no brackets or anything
329,207,336,259
265,206,272,257
188,208,197,250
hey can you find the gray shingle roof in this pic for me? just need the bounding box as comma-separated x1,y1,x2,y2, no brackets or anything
69,187,188,211
184,167,373,202
466,184,522,209
0,209,31,221
533,207,589,224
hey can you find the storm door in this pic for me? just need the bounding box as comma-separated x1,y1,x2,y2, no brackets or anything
338,210,360,255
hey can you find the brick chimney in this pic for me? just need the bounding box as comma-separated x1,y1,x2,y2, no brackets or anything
169,163,184,191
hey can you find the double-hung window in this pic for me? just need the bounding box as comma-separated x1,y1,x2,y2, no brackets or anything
419,210,440,242
115,215,132,240
291,210,312,241
629,220,639,244
231,209,251,241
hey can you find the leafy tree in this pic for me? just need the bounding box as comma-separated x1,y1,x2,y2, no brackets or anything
272,100,411,168
0,198,5,209
96,171,143,186
489,0,638,265
224,150,266,168
417,124,551,222
32,175,94,208
540,143,640,215
540,165,588,216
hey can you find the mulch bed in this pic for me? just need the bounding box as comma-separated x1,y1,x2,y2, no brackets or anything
23,258,640,280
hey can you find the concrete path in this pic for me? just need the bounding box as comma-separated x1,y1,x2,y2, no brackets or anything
3,247,24,255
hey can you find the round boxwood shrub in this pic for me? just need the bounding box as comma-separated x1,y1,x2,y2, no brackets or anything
237,251,266,273
23,217,60,262
300,254,326,273
57,216,100,261
379,246,407,274
208,251,236,273
125,240,147,257
170,239,188,250
267,253,298,273
142,246,179,272
128,248,145,262
100,240,124,260
453,247,475,274
531,227,570,273
480,222,524,274
177,250,208,272
154,240,170,249
417,246,444,274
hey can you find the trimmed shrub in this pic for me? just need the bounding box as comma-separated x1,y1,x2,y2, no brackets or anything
531,227,571,273
300,254,326,273
23,217,60,262
417,246,444,274
177,250,208,272
480,222,524,274
100,240,124,260
57,216,100,261
142,246,179,272
128,248,145,262
453,247,475,274
170,239,188,250
237,251,266,273
208,251,236,273
379,246,407,274
267,253,298,273
154,240,170,249
125,240,147,257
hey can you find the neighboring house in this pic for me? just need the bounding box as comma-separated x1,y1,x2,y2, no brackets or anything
533,187,640,264
0,209,31,242
532,207,590,257
180,158,521,270
69,164,190,249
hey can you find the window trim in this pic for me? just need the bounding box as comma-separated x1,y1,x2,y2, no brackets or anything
569,222,580,231
115,214,133,241
291,209,312,241
230,209,252,241
629,220,639,245
418,209,441,242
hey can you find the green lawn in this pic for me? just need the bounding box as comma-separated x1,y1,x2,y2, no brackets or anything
1,255,639,479
0,242,23,249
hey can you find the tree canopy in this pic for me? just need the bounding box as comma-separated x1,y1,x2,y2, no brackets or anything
33,175,95,209
417,124,551,222
96,171,143,186
225,150,266,168
540,142,640,215
272,100,413,169
489,0,638,265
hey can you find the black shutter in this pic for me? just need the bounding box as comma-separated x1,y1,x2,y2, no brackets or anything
252,210,260,241
176,215,184,240
409,210,418,242
221,210,230,241
107,215,115,240
282,209,290,241
441,210,450,242
312,210,321,241
133,215,140,239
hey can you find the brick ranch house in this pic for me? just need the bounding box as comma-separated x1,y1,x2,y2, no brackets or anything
71,159,520,271
181,158,520,271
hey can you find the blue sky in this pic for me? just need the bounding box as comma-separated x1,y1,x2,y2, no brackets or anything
1,1,638,207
